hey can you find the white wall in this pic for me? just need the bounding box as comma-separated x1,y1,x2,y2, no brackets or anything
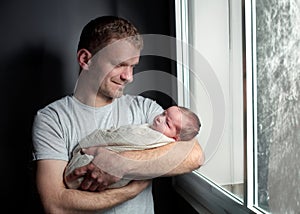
188,0,244,185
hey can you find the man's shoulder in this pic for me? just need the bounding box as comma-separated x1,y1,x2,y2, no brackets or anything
116,95,163,124
36,95,73,115
121,94,149,102
120,94,158,106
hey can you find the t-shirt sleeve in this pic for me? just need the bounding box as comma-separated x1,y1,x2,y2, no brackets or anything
32,109,68,161
138,96,164,124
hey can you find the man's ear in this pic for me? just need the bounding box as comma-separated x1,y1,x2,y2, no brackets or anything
77,49,92,70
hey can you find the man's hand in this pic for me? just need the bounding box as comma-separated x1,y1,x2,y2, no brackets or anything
75,138,204,191
65,158,121,192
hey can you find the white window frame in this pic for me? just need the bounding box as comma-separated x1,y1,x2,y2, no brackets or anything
173,0,266,213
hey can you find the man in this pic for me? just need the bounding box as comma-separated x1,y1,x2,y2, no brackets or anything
32,15,204,214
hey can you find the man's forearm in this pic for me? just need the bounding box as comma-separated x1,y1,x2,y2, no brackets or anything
83,138,204,182
58,182,148,214
120,138,204,179
36,160,149,214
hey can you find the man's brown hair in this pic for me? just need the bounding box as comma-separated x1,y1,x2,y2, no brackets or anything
77,16,143,56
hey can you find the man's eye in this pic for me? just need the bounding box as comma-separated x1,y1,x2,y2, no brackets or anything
115,63,125,67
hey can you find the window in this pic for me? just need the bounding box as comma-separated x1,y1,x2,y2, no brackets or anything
254,0,300,212
173,0,300,213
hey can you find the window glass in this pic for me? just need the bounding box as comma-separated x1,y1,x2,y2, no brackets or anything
255,0,300,212
186,0,244,200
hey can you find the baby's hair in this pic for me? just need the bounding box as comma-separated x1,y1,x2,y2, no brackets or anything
178,106,201,141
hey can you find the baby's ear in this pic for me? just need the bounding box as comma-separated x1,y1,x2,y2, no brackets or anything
173,135,180,141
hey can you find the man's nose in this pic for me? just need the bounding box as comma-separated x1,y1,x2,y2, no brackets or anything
120,66,133,82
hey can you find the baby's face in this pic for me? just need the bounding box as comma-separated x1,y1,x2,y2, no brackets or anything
151,106,183,140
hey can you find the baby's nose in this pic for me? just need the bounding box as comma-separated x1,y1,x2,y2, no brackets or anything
157,116,165,123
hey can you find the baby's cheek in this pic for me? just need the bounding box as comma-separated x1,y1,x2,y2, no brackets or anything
156,125,165,133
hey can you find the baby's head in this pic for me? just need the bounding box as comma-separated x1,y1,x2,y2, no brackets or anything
151,106,201,141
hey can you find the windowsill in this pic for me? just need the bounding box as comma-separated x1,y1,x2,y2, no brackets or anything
222,183,244,200
173,172,255,214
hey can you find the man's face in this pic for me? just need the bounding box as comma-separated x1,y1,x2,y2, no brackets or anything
90,40,140,100
151,106,184,140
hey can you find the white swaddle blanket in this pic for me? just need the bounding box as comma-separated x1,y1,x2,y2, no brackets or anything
64,123,174,189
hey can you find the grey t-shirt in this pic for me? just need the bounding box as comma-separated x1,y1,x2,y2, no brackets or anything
32,94,163,214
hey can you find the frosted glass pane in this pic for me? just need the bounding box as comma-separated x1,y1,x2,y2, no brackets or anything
255,0,300,212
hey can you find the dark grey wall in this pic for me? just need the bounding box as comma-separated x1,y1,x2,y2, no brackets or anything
0,0,196,213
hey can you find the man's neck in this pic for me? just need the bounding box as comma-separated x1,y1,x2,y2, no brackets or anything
73,89,114,107
74,94,113,107
73,73,113,107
